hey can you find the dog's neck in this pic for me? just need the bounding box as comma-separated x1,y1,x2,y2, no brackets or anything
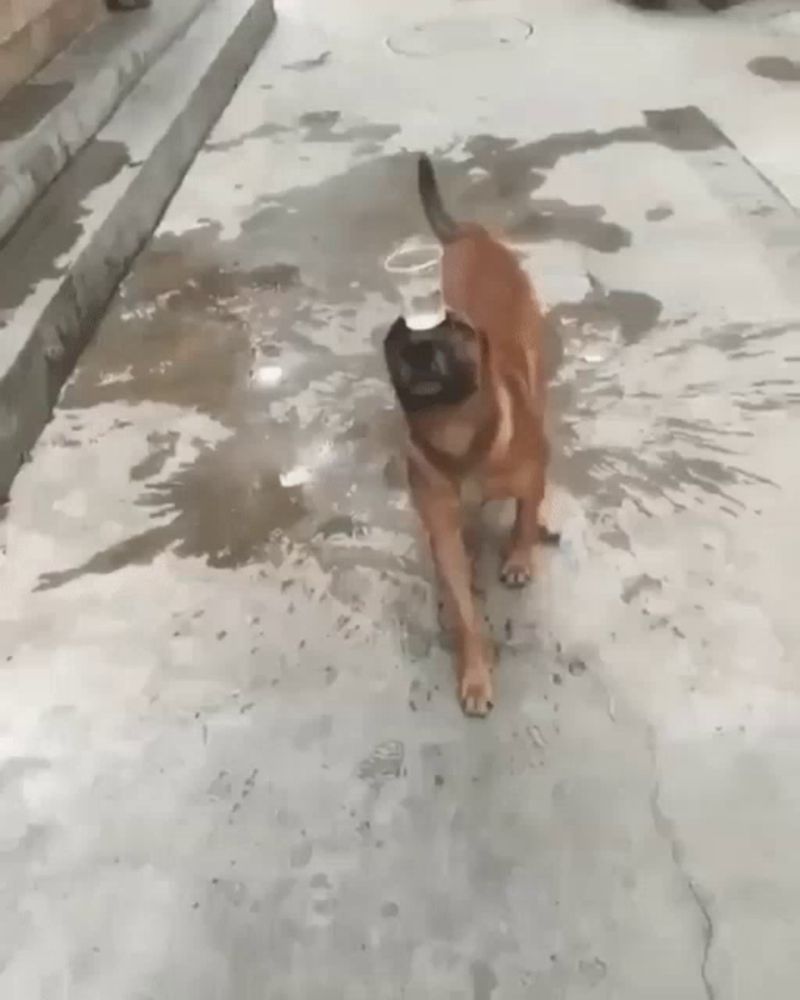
405,374,501,474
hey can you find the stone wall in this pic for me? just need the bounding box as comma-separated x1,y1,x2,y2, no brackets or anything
0,0,104,100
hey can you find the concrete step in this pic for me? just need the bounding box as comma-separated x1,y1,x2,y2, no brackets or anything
0,0,104,103
0,0,276,498
0,0,212,246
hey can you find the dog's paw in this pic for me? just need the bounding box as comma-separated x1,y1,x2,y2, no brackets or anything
500,554,532,588
460,669,494,717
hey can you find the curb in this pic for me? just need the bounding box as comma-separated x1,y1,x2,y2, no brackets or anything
0,0,276,499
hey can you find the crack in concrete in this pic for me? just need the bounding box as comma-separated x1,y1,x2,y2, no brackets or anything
648,735,717,1000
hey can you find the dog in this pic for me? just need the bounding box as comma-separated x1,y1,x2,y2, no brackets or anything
384,154,559,717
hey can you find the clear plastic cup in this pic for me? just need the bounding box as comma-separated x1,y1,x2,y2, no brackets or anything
384,241,445,330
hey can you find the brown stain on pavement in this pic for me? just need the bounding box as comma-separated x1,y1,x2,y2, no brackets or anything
748,56,800,83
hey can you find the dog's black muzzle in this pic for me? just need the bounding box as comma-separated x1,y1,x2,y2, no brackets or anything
383,313,479,414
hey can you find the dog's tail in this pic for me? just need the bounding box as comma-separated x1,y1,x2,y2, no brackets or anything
418,154,461,244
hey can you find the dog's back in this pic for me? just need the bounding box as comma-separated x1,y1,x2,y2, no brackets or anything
417,155,544,396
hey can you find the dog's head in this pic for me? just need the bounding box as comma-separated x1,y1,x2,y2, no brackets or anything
383,313,481,415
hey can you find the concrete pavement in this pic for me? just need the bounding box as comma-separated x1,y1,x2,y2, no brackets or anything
2,0,800,996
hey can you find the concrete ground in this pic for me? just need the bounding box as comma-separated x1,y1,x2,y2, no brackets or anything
2,0,800,996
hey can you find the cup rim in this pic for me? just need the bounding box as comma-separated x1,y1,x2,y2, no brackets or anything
384,241,442,275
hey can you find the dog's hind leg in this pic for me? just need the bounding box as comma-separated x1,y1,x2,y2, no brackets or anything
500,418,560,585
501,491,542,587
500,442,554,587
501,491,560,586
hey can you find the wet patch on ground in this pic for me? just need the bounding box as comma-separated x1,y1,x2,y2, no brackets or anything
62,224,316,418
282,51,331,72
548,316,792,535
416,108,733,252
36,429,310,590
646,204,674,222
297,110,400,146
549,279,663,347
232,106,741,306
41,107,796,583
238,141,628,314
748,56,800,82
459,106,730,186
515,199,630,252
206,122,292,152
42,206,410,587
552,430,774,535
206,110,400,153
316,515,367,540
129,430,180,481
0,140,130,313
39,198,412,586
0,81,73,142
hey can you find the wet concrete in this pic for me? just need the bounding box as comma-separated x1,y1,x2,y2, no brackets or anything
646,203,674,222
283,50,332,71
3,0,800,997
0,140,130,311
0,81,74,143
548,279,663,347
748,55,800,82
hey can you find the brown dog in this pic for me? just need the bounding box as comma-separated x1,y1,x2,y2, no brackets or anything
384,154,558,717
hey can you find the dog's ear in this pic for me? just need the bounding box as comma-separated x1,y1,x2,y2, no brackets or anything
383,316,411,399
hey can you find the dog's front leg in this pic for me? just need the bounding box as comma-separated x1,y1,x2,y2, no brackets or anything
410,465,493,717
